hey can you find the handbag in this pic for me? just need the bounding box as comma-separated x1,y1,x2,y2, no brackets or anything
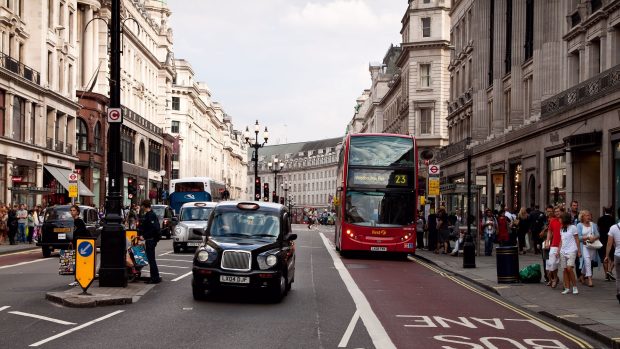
130,244,149,267
585,239,603,250
58,248,76,275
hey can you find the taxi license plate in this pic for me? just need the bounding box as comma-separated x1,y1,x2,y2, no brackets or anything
58,233,67,240
220,275,249,284
370,246,387,252
187,242,200,247
54,227,71,233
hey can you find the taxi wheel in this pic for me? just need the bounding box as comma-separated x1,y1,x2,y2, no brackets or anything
270,274,287,302
192,286,206,300
173,245,181,254
42,247,51,258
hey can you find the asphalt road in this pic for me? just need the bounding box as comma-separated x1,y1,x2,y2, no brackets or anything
0,225,606,349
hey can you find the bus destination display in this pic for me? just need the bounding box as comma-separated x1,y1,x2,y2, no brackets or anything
348,170,409,187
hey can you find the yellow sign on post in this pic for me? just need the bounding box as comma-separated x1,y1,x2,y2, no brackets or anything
428,178,440,196
75,238,96,293
126,230,138,245
68,184,78,198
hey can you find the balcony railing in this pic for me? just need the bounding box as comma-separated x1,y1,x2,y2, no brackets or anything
541,63,620,118
65,143,73,155
0,52,41,85
435,137,470,163
46,137,53,150
55,140,64,153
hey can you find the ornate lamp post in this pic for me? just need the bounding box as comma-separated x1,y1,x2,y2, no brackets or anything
268,158,284,202
244,120,268,200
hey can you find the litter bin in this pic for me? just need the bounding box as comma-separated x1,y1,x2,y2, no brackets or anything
496,246,519,283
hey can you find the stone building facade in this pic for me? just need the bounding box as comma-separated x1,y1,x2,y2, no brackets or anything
438,0,620,216
246,137,341,211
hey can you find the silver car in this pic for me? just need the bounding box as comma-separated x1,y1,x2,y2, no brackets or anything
173,201,217,253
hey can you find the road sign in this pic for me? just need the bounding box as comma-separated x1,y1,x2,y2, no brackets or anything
107,107,122,123
75,238,96,293
68,173,78,182
126,230,138,245
68,184,78,198
428,164,440,176
428,178,440,196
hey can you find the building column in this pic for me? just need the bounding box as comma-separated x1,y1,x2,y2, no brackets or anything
5,92,13,139
5,157,13,204
35,163,43,205
578,46,586,82
607,27,617,69
24,98,31,143
565,151,573,206
2,31,8,55
599,33,607,72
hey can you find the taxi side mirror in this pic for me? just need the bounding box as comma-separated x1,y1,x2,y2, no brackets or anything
171,217,178,226
287,233,297,241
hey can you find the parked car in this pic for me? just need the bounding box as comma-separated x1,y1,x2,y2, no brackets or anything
191,201,297,302
152,204,174,239
36,205,102,258
172,201,217,253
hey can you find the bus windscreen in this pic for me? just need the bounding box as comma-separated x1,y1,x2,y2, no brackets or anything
349,136,415,167
173,182,204,192
344,190,416,227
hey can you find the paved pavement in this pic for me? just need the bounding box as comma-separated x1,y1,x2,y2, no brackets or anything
415,247,620,348
0,242,38,255
46,282,156,307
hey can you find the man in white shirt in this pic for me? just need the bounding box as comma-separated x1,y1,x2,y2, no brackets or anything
604,217,620,304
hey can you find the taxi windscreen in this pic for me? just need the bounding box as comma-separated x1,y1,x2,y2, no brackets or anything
210,210,280,238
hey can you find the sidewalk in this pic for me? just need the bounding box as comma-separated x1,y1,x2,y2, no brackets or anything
0,242,38,255
415,248,620,349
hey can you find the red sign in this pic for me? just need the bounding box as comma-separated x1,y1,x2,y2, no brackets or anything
68,173,79,182
429,165,440,176
11,176,22,183
74,169,81,175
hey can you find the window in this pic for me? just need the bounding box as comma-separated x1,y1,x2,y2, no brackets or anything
0,89,5,136
76,118,88,151
59,1,64,28
94,122,101,153
149,142,161,171
489,0,495,86
171,97,180,110
614,142,620,214
30,102,35,143
504,90,511,126
547,155,566,207
121,129,134,163
421,17,431,37
505,0,512,73
420,64,431,87
48,0,53,29
47,51,53,86
420,109,432,135
424,0,431,3
69,11,74,42
171,120,180,133
172,169,179,180
525,0,534,60
12,95,24,142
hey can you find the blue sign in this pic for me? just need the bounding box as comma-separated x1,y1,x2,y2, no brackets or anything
78,241,93,257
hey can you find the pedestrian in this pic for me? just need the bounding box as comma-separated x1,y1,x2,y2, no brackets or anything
604,214,620,304
597,206,616,281
437,206,450,254
138,199,161,284
70,205,91,245
427,209,438,253
545,206,563,288
496,209,511,247
529,205,547,254
416,209,425,250
482,209,497,256
0,206,7,244
577,210,600,287
570,200,580,225
558,212,581,295
517,208,530,254
16,204,28,243
26,209,35,244
7,205,18,245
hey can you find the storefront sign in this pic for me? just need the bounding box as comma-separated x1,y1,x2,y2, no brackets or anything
11,176,23,182
492,174,504,185
428,178,440,196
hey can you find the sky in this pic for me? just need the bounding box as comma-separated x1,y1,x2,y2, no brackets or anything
168,0,404,144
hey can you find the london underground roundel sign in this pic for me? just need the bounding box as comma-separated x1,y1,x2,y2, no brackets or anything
429,164,440,176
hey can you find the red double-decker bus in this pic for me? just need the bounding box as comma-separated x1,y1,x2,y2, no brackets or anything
334,133,418,256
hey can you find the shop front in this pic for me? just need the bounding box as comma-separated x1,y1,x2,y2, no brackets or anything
43,165,95,205
8,160,37,207
614,139,620,215
490,162,506,212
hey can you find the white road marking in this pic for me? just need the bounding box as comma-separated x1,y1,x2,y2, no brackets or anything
171,271,193,282
29,310,124,347
157,258,193,263
9,311,76,325
338,310,360,348
157,265,190,269
0,258,49,270
158,251,173,256
0,305,10,312
319,233,396,349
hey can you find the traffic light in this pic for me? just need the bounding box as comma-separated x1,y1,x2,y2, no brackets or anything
254,177,261,201
263,183,269,199
127,177,137,197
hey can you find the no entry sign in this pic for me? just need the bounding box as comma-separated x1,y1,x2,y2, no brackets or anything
107,108,122,123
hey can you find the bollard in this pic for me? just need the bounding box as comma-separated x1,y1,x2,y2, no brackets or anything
496,245,519,283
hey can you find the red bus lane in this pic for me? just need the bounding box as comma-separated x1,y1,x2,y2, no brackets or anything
342,257,594,349
0,249,43,268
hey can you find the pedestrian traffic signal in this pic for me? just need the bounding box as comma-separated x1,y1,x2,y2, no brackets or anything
254,177,261,201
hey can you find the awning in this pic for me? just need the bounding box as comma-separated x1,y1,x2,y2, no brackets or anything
44,165,95,197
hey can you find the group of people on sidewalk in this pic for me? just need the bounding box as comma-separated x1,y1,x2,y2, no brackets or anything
416,201,620,303
0,204,44,245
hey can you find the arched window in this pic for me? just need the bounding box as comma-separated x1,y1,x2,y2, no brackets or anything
94,122,101,153
77,118,88,151
139,140,146,167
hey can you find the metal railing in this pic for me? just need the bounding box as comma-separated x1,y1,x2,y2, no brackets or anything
46,137,53,150
541,63,620,117
65,143,73,155
0,52,41,85
55,140,64,152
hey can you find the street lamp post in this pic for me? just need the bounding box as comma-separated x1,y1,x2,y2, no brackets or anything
159,170,166,204
463,137,475,268
244,120,268,201
268,159,284,202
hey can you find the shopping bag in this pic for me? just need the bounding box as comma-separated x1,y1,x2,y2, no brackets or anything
58,249,76,275
130,244,149,267
518,263,542,283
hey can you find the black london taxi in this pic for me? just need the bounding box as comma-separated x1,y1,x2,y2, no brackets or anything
191,201,297,302
37,205,101,257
